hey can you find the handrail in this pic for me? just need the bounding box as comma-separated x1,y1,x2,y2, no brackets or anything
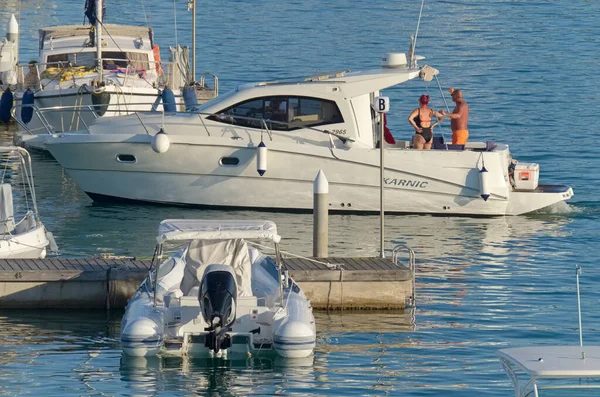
0,147,40,221
199,72,219,96
10,104,55,136
392,244,416,308
11,103,354,145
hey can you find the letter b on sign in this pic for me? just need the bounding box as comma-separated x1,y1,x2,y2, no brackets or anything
373,96,389,113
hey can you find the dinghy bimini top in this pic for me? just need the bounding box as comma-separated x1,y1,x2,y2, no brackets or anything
156,219,281,244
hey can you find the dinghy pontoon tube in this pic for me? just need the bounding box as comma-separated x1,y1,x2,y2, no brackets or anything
120,219,316,358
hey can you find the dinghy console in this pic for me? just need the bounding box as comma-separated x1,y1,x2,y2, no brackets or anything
199,264,237,354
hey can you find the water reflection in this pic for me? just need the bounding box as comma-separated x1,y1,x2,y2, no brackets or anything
120,354,319,396
0,309,121,342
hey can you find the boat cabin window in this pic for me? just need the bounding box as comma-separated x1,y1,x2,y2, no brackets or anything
103,52,150,70
209,96,343,131
45,51,149,70
46,52,96,67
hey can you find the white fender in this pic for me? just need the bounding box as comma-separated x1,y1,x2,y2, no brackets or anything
151,128,170,153
46,230,58,253
480,166,490,201
257,141,267,176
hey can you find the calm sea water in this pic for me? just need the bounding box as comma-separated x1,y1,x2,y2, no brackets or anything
1,0,600,395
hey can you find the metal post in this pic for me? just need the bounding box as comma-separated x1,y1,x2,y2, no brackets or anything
576,265,583,347
379,115,385,258
191,0,196,82
96,0,103,82
373,96,389,259
313,170,329,258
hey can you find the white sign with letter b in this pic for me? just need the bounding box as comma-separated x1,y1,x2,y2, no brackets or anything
373,96,389,113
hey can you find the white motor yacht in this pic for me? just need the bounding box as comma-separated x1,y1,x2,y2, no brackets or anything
0,2,217,150
0,146,56,259
44,52,573,216
120,219,316,359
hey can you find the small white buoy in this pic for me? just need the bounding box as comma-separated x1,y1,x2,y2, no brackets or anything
479,166,490,201
257,141,267,176
151,128,170,153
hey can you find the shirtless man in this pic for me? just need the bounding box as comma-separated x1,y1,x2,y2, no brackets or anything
440,88,469,145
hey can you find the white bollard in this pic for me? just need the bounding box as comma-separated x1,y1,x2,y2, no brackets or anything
313,170,329,258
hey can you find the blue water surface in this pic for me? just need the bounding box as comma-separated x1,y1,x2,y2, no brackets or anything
1,0,600,395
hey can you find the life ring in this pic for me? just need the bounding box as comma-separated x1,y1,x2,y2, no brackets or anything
153,45,163,76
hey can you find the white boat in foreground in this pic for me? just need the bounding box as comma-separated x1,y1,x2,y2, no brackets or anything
121,219,316,359
498,267,597,397
43,51,573,216
498,346,600,397
0,146,56,258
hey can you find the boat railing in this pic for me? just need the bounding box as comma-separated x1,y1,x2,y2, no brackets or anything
11,102,166,135
12,60,217,94
392,245,416,308
0,146,40,222
11,103,353,148
181,112,353,146
198,72,219,98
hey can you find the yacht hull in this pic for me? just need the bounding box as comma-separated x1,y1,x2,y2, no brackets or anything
46,136,573,216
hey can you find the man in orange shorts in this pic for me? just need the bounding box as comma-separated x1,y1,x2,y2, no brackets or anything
440,88,469,144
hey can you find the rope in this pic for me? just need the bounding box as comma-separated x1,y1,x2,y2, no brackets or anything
173,0,179,48
339,266,344,311
140,0,149,28
18,153,31,214
435,75,452,113
410,0,427,65
69,85,87,131
1,151,8,183
247,241,345,310
421,78,449,144
247,241,342,271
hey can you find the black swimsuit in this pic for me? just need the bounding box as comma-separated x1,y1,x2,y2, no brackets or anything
414,111,433,143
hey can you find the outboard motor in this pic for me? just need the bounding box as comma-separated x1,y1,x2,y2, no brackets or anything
198,264,237,354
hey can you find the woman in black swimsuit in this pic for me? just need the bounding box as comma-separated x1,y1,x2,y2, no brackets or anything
408,94,444,149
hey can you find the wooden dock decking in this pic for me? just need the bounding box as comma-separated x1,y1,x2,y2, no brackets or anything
0,256,414,310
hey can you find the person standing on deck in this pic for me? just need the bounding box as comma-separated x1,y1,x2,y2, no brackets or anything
408,94,444,149
440,88,469,144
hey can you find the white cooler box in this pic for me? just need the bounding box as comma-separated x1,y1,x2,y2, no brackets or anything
514,163,539,190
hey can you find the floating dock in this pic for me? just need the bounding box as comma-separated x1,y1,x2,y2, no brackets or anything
0,256,414,310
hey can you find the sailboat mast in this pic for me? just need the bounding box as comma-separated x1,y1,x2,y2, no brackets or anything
191,0,196,82
96,0,103,81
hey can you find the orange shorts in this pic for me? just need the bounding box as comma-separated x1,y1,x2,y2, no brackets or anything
452,130,469,145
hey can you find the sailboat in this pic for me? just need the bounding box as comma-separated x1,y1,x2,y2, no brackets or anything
1,0,217,150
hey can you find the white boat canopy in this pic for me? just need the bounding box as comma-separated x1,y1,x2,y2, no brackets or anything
156,219,281,244
498,346,600,397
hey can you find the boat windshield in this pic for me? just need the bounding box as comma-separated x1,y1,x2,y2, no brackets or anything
188,88,239,113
